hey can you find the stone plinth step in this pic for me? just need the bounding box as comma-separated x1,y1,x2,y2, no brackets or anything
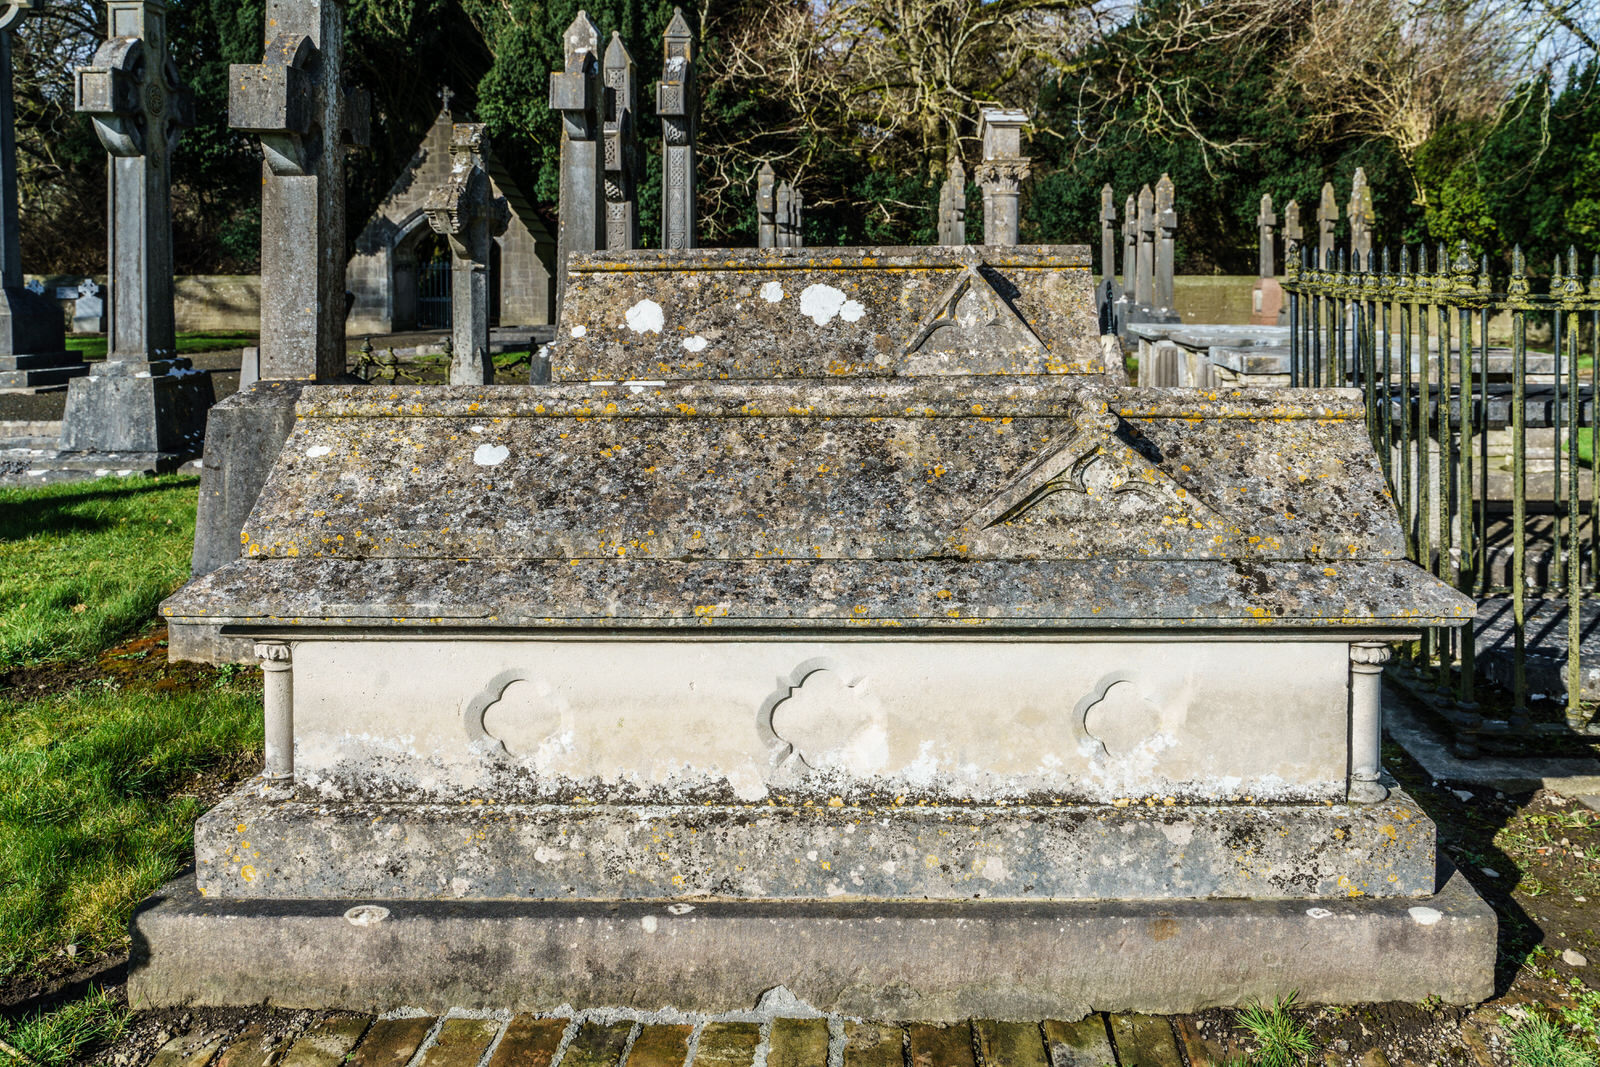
127,868,1495,1020
0,362,88,390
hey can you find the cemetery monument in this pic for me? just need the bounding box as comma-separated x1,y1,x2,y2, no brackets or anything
60,0,213,462
424,122,510,385
0,0,83,391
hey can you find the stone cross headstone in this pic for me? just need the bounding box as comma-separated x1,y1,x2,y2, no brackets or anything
1135,183,1154,309
548,11,604,317
1317,182,1337,265
1121,193,1135,295
230,0,368,381
601,32,636,251
73,278,105,333
1154,173,1176,316
1257,193,1277,279
937,158,966,246
976,108,1028,245
63,0,212,455
1347,167,1374,268
756,161,776,249
425,123,509,385
602,31,639,251
1284,199,1303,264
75,0,192,364
776,181,803,248
656,7,696,250
1099,184,1116,282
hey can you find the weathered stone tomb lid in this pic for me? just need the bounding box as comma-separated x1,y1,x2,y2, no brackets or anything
163,379,1472,631
554,245,1110,381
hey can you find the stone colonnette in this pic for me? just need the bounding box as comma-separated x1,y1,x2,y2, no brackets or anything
149,242,1494,1017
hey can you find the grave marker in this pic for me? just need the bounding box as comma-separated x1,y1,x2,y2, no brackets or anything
1251,193,1282,326
1257,193,1276,279
756,162,776,249
1099,184,1116,282
657,8,696,249
63,0,213,456
1121,193,1135,294
0,0,82,390
1135,183,1154,309
1348,167,1374,267
425,122,509,385
937,158,966,247
549,11,604,316
1317,182,1338,263
1153,173,1176,317
603,31,639,251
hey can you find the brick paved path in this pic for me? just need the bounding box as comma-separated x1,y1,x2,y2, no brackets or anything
150,1011,1224,1067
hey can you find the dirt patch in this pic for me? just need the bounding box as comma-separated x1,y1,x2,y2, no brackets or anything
1,622,244,700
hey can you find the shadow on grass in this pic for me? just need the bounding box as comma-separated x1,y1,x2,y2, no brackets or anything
0,477,200,543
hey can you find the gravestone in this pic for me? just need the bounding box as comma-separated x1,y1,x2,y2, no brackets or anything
1099,184,1116,283
1284,198,1303,262
62,0,213,458
548,11,605,318
756,162,776,248
976,108,1027,245
1318,181,1338,262
1135,183,1154,310
1348,167,1374,267
425,122,510,385
1153,173,1175,317
175,0,367,663
1121,193,1136,294
149,241,1492,1015
602,32,639,251
776,180,803,248
1251,193,1282,326
657,8,696,249
0,0,83,390
937,158,966,246
72,279,105,333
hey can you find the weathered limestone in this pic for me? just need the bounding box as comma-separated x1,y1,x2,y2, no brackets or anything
603,32,639,251
552,246,1110,379
152,235,1492,1014
976,108,1028,245
757,162,777,248
0,0,82,391
656,8,696,249
548,11,605,317
1257,193,1276,279
1284,198,1303,263
424,123,509,385
1121,193,1136,295
176,0,366,662
937,158,966,246
1348,167,1374,267
63,0,213,456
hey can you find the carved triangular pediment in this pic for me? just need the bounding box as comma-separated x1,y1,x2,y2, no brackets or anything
961,407,1226,546
904,262,1048,357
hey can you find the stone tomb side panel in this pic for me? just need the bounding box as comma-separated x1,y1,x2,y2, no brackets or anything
289,638,1347,803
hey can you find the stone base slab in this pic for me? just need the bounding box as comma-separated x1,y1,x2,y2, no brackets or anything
129,867,1495,1019
195,783,1438,902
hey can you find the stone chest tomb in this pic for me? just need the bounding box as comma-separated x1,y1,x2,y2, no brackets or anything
146,245,1494,1020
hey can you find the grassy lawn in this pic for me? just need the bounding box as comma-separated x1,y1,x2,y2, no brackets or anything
0,475,261,1063
0,476,202,669
65,331,258,362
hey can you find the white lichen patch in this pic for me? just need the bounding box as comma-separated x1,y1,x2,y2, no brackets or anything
799,284,850,325
839,299,866,322
682,335,709,352
570,324,588,338
473,443,510,466
1305,907,1333,919
760,281,784,303
1407,906,1443,925
305,445,332,458
624,299,665,334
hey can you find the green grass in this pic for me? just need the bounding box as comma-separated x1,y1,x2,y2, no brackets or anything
65,331,258,362
0,987,130,1066
0,683,261,977
1505,1013,1599,1067
1234,994,1317,1067
0,475,200,669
